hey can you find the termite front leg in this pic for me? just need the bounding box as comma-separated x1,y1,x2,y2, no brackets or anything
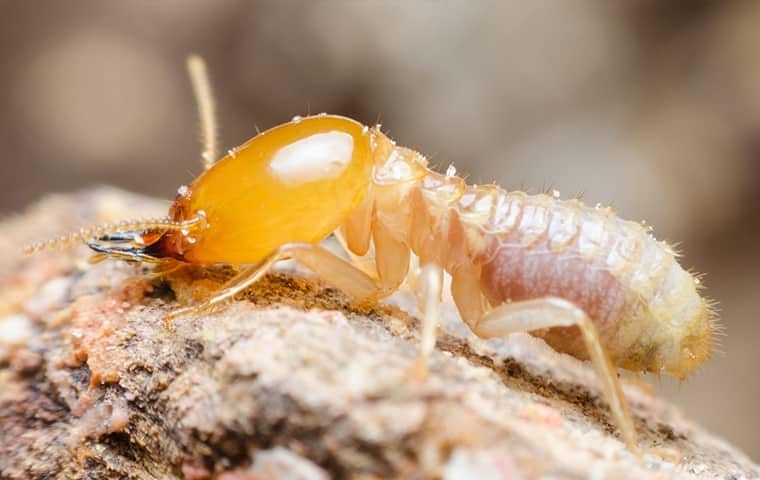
333,229,379,280
147,259,188,280
164,242,382,328
471,297,639,455
410,263,444,379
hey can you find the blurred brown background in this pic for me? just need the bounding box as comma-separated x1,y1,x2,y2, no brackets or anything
1,1,757,460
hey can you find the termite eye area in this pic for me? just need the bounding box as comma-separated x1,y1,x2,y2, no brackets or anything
86,230,166,263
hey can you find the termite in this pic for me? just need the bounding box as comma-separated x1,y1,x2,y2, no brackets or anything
25,55,716,456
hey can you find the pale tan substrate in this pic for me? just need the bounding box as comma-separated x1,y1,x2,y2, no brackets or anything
0,188,756,479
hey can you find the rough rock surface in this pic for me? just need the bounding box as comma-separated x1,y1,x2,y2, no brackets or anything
0,188,757,480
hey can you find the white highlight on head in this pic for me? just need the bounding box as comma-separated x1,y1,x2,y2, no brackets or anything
269,131,354,186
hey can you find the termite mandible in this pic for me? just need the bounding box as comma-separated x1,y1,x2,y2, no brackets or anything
25,55,717,456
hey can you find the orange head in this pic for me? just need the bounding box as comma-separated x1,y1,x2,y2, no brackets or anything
152,114,376,264
25,115,378,265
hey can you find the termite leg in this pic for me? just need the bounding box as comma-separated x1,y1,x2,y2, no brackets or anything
147,259,187,280
470,297,639,455
450,265,486,327
164,242,382,329
372,220,410,290
403,254,421,293
87,253,108,264
340,185,374,256
333,229,379,280
289,243,383,301
336,183,377,278
336,225,421,295
410,263,444,379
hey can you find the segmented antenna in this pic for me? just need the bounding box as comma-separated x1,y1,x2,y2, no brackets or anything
186,54,218,171
22,214,206,256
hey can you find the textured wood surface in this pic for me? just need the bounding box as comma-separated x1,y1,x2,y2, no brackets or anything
0,188,757,479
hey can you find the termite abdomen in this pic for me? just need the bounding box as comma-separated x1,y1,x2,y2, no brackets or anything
470,193,714,378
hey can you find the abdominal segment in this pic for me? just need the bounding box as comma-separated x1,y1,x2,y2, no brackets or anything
479,237,630,362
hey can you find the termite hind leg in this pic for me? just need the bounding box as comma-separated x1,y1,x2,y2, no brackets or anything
164,242,383,330
409,263,444,380
471,297,639,455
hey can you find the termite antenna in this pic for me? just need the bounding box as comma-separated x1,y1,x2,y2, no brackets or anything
187,54,218,171
22,214,207,257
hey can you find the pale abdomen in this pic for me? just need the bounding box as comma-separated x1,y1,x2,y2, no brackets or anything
398,184,711,376
368,138,714,378
468,192,712,376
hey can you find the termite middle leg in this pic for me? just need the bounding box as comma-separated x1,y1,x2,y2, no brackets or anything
470,297,638,454
410,263,444,379
164,242,381,328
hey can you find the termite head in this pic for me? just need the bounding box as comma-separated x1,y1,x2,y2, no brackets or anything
146,114,377,265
